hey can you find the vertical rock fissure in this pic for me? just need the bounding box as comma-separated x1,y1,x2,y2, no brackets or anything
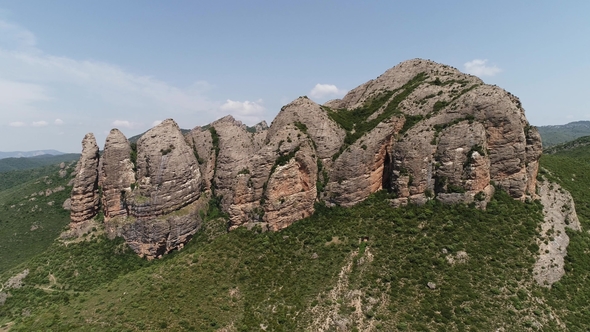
382,151,392,191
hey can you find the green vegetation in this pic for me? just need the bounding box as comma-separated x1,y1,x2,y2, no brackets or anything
2,184,568,331
160,144,175,156
327,73,428,160
537,142,590,330
433,115,475,133
293,121,308,134
537,121,590,147
0,165,73,273
0,154,79,173
543,135,590,158
129,142,138,172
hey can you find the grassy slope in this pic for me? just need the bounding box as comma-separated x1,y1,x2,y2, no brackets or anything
0,164,75,273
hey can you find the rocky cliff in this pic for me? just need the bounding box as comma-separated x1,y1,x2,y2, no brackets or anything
70,58,542,257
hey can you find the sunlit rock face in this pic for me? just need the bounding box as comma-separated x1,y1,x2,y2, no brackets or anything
70,59,542,258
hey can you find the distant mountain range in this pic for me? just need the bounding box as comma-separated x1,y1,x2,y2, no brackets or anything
0,149,67,159
0,153,80,173
537,121,590,147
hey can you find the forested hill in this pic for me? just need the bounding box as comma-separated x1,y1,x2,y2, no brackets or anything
0,154,79,173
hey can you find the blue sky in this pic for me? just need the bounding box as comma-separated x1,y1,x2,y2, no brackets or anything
0,1,588,152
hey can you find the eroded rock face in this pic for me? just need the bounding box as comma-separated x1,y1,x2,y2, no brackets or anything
130,119,202,219
326,116,404,207
70,133,100,223
268,97,346,164
323,58,540,207
228,123,317,231
99,129,135,220
263,141,318,231
70,58,543,258
104,199,206,260
209,116,260,211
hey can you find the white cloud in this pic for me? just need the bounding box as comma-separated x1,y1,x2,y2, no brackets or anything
0,79,52,109
463,59,502,77
32,120,48,127
309,83,347,100
54,118,64,125
9,121,26,127
112,120,136,129
0,19,220,140
220,99,265,124
0,19,37,49
152,120,162,127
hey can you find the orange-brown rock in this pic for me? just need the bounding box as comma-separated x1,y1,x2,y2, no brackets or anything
69,58,543,258
326,116,404,207
262,140,318,231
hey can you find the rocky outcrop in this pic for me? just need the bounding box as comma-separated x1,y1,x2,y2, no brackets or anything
262,136,318,231
70,58,543,258
534,180,581,287
104,198,206,259
323,59,540,207
326,116,404,206
99,129,135,220
209,116,260,210
268,97,346,167
228,123,318,230
70,133,100,223
129,119,202,219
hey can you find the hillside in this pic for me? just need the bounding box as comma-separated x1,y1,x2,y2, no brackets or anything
0,150,66,159
1,161,590,330
0,188,555,331
0,154,80,173
0,162,76,273
543,135,590,158
537,121,590,147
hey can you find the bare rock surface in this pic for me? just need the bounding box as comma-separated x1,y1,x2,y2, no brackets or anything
325,58,540,206
69,58,543,258
70,133,100,223
130,119,202,219
268,97,346,166
209,116,259,210
187,126,215,191
229,124,316,230
105,198,207,260
263,141,318,230
326,116,404,206
534,180,580,287
99,129,135,220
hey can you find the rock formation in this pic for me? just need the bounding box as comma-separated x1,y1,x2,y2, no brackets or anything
129,119,201,219
99,129,135,220
69,58,543,258
70,133,100,223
